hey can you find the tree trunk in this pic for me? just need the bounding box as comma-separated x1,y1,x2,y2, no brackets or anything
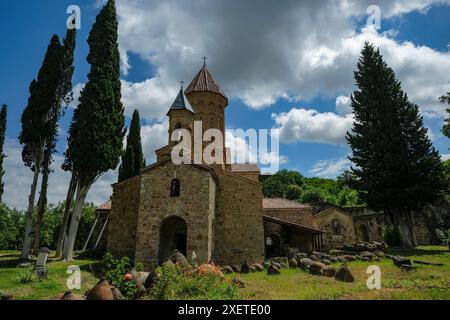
55,174,76,258
407,211,417,247
33,152,50,255
20,148,43,260
62,181,89,261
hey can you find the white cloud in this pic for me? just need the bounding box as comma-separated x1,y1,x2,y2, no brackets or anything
114,0,450,118
2,139,116,210
308,158,352,178
442,153,450,161
272,108,354,145
336,95,352,115
141,120,169,164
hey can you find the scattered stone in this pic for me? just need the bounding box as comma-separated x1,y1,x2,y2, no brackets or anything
170,250,190,268
222,265,234,274
130,269,146,292
361,257,371,262
299,258,314,270
309,254,318,261
322,259,332,265
231,264,241,273
272,262,282,269
329,257,338,263
309,262,325,275
280,262,289,269
413,260,444,266
111,287,124,300
240,262,250,274
322,266,336,277
18,262,32,268
249,266,256,272
295,253,308,260
392,256,412,268
289,258,298,268
336,256,347,263
55,291,84,301
267,265,280,275
335,265,355,282
86,279,114,300
252,263,264,272
263,261,271,269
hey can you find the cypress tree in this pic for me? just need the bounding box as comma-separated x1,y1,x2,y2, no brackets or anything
118,109,144,182
347,43,445,246
62,0,125,261
0,104,7,203
440,92,450,139
34,28,76,254
19,35,64,260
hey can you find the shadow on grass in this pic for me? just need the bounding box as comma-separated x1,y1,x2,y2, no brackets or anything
79,262,105,279
387,247,448,257
0,258,23,269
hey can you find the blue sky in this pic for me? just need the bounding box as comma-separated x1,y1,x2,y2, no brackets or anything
0,0,449,209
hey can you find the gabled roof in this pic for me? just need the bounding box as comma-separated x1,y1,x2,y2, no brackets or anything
97,200,111,211
263,198,311,210
263,215,323,234
185,63,227,100
230,163,260,173
168,87,194,114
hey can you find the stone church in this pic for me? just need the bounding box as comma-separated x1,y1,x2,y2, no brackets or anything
106,63,324,268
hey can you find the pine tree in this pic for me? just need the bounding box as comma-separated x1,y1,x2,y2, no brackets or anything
440,92,450,139
0,104,7,203
118,109,144,182
62,0,125,261
34,28,76,254
19,35,64,260
347,43,445,246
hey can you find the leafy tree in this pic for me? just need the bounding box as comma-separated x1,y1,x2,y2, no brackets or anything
118,109,144,182
347,43,446,246
62,0,125,261
285,184,302,200
440,92,450,139
299,189,324,205
34,28,76,254
19,35,65,260
262,169,304,198
0,104,7,202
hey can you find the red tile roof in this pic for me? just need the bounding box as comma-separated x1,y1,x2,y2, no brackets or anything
230,163,260,173
185,64,227,99
263,198,310,209
263,215,322,234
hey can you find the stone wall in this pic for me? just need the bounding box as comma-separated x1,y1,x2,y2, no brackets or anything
312,208,357,251
107,176,141,260
134,162,216,268
213,170,265,265
264,208,314,227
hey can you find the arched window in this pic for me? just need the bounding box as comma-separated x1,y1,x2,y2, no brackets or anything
331,219,341,235
170,179,180,197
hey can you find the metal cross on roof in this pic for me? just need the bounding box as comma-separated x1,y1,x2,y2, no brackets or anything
202,56,208,65
180,80,184,88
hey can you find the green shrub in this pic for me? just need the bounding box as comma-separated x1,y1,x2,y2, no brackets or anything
148,264,238,300
17,269,38,284
384,226,402,246
102,253,139,299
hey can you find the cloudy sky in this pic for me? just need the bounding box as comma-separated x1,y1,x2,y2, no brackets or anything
0,0,449,210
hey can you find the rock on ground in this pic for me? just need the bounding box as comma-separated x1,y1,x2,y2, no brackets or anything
267,265,281,275
170,250,190,268
86,279,114,300
231,264,241,273
322,266,336,277
335,265,355,282
222,265,234,274
240,262,250,274
252,263,265,272
309,262,325,275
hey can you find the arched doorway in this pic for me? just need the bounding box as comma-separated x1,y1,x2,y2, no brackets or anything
359,224,371,242
265,234,281,258
158,216,187,264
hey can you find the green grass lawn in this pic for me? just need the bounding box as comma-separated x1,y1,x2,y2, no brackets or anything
0,251,99,300
1,246,449,300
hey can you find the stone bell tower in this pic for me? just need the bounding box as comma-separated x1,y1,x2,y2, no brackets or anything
185,59,229,167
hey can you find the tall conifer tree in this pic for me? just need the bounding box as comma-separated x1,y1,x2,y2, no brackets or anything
440,92,450,139
19,35,64,259
62,0,125,261
33,28,76,254
347,43,445,246
118,109,144,182
0,104,7,203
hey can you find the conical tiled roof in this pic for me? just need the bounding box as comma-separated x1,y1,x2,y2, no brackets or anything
185,63,227,99
169,87,194,113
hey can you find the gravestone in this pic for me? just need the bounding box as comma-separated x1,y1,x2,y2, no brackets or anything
34,247,51,279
